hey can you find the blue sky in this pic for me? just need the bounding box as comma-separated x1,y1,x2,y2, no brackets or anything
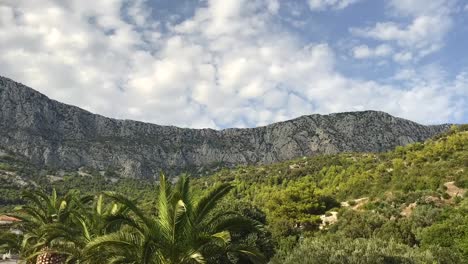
0,0,467,128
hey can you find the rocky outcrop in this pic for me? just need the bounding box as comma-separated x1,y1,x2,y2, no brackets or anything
0,76,450,178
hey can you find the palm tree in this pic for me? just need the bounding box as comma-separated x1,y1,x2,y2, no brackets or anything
13,189,84,264
57,193,130,263
21,192,132,264
83,174,266,264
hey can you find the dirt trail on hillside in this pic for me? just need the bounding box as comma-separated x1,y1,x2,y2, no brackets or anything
444,182,465,198
319,197,369,229
401,202,417,217
319,212,338,230
341,197,369,210
400,182,465,217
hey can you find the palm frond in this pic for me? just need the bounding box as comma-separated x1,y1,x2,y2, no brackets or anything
103,191,153,230
157,173,174,241
104,213,143,233
236,246,267,264
193,183,233,224
83,231,142,263
211,231,231,245
213,216,261,233
183,250,206,264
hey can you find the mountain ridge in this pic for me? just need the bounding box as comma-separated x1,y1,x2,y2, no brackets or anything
0,75,451,178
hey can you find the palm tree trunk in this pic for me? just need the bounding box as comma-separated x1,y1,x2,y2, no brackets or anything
35,248,66,264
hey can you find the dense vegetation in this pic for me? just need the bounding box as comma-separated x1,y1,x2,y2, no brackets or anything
1,125,467,263
189,125,468,263
0,176,266,263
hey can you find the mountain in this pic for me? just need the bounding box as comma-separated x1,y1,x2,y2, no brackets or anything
0,76,450,178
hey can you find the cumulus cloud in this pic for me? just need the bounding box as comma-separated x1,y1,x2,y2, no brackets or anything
387,0,454,16
350,0,454,61
352,44,393,59
308,0,362,11
0,0,466,128
391,65,468,123
351,16,451,55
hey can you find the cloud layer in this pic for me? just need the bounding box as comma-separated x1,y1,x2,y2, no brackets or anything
0,0,466,128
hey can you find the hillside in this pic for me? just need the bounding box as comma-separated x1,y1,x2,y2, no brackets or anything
192,125,468,263
1,126,467,263
194,125,467,194
0,148,156,211
0,76,450,178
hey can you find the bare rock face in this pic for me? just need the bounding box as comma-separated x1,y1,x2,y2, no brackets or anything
0,76,450,178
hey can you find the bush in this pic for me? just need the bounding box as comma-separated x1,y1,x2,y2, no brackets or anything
329,210,386,239
282,235,436,264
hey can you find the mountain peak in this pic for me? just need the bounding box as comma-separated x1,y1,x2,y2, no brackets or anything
0,76,450,178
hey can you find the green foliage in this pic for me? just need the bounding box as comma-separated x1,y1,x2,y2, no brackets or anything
4,189,87,262
84,175,267,263
190,128,468,263
214,200,276,260
328,210,387,239
0,231,21,254
0,177,267,263
278,235,438,264
257,180,338,236
0,125,467,263
0,162,15,171
418,199,468,261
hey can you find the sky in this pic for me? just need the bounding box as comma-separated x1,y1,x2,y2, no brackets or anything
0,0,467,128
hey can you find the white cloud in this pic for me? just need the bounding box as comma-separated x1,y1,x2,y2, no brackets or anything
308,0,362,11
0,0,466,129
393,51,413,63
350,0,454,61
391,66,468,123
266,0,280,14
387,0,454,16
352,44,393,59
352,16,451,49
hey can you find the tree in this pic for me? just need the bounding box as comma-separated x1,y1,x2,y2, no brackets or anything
13,189,85,264
35,193,130,263
84,174,266,264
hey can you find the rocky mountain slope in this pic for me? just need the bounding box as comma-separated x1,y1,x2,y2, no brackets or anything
0,76,450,178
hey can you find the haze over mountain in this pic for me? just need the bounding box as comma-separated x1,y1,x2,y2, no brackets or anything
0,76,450,178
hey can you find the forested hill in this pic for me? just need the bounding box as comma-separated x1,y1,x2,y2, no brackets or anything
0,75,450,178
191,125,468,263
1,125,467,263
194,124,468,201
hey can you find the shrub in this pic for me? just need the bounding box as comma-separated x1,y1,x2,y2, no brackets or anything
282,235,436,264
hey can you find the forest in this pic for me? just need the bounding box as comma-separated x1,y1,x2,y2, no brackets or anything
0,125,467,263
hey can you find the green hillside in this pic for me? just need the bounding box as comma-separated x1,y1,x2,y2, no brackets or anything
190,125,468,263
1,125,467,263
